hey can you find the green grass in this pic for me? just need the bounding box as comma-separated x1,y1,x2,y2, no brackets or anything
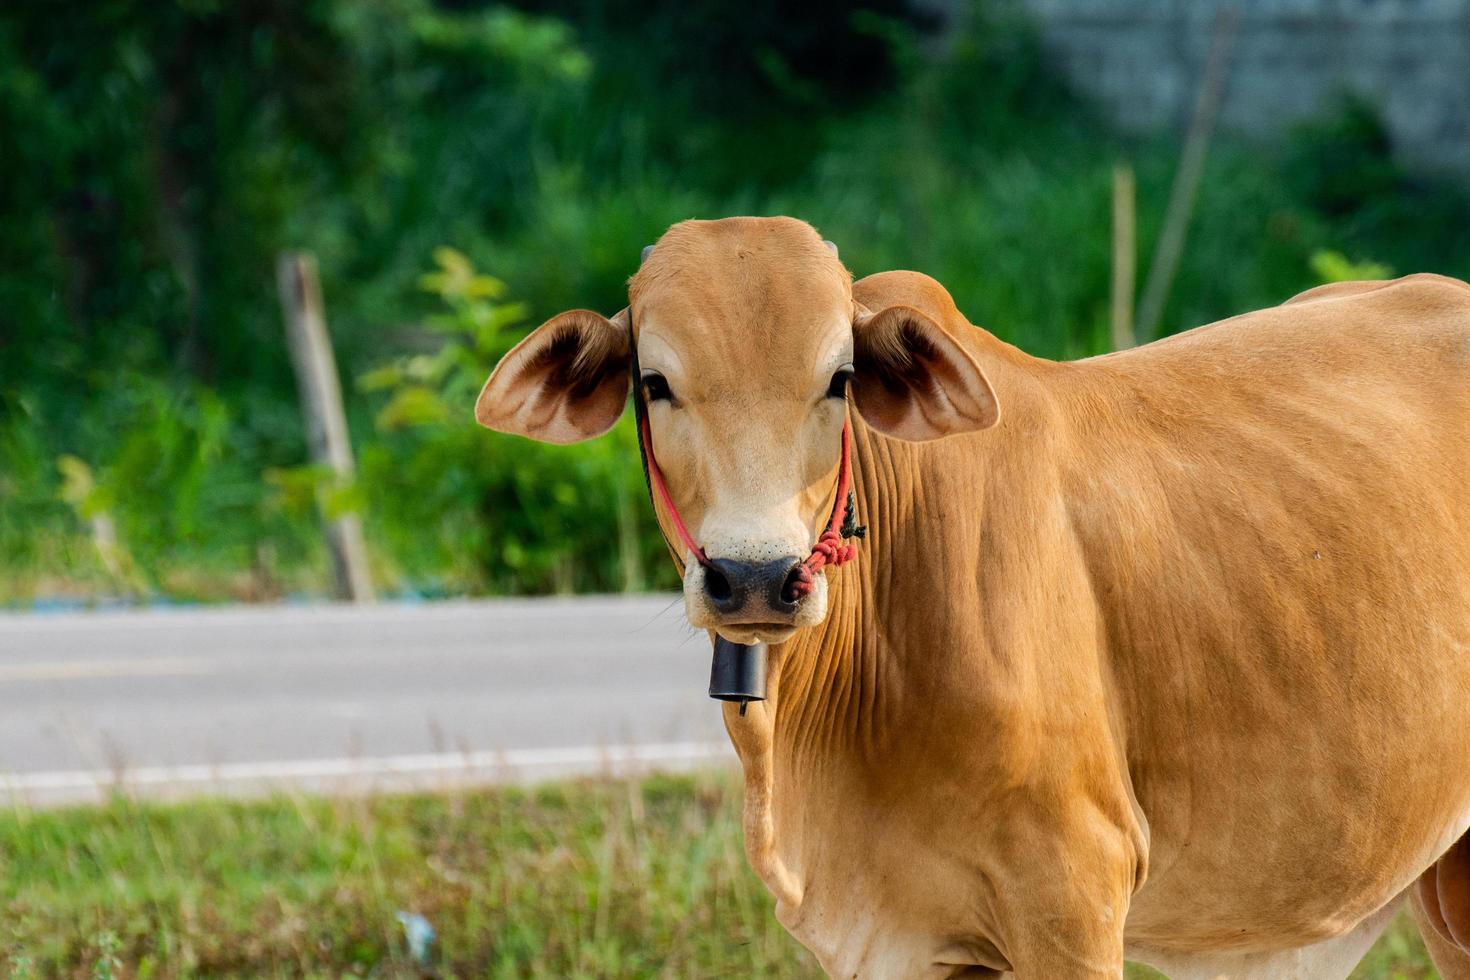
0,772,1440,978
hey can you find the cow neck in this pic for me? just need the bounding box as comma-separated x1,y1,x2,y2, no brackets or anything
764,419,887,748
729,332,1060,911
722,419,888,908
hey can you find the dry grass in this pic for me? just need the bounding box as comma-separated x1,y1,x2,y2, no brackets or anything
0,771,1439,978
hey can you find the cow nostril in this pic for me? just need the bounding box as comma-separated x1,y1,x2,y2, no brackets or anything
780,563,811,605
704,564,733,602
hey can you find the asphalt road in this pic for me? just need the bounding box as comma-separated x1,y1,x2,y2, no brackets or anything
0,596,734,805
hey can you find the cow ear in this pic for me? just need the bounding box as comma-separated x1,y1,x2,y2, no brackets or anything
851,304,999,441
475,309,631,443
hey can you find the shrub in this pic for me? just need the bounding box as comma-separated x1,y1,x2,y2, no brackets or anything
359,248,675,595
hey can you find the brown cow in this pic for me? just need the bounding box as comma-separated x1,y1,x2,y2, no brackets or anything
477,216,1470,979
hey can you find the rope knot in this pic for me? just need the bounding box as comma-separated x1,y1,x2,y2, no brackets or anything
789,526,858,600
811,532,840,560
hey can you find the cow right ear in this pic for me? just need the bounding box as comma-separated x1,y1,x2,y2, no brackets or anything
475,309,631,444
851,304,999,441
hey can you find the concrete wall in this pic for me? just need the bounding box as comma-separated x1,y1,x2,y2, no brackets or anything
1017,0,1470,173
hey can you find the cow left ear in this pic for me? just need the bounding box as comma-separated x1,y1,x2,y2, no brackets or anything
851,304,999,441
475,308,631,443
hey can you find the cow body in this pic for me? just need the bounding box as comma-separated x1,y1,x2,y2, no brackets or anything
724,271,1470,978
477,217,1470,978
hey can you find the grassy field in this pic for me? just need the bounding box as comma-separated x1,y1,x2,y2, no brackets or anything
0,771,1439,978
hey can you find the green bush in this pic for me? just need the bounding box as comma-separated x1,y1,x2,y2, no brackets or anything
3,2,1469,602
0,376,329,604
358,248,674,595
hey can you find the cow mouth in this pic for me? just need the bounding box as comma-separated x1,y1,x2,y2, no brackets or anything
716,622,798,644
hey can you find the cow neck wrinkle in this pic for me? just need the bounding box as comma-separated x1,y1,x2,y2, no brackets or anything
774,418,903,756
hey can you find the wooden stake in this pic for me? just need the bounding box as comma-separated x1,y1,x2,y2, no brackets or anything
276,252,375,603
1135,4,1240,344
1110,162,1137,351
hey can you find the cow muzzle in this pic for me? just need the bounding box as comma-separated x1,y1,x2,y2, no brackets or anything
685,552,828,645
705,556,802,616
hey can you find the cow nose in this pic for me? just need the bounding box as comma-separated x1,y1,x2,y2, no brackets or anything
702,557,804,615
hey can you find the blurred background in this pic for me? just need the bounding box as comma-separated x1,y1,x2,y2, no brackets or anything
1,0,1468,975
6,0,1468,608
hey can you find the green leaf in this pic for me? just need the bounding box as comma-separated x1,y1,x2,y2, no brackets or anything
357,365,404,392
56,455,113,517
375,386,452,431
464,274,507,299
56,455,95,509
1310,249,1394,284
322,479,367,519
433,246,472,278
263,464,335,516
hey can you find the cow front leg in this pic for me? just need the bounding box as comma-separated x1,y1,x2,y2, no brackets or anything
996,914,1128,980
985,820,1139,980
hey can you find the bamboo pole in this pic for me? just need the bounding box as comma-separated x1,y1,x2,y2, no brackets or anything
1110,162,1137,350
276,252,375,603
1135,4,1240,344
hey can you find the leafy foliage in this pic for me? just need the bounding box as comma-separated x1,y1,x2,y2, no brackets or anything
1310,250,1394,284
3,2,1469,602
358,249,671,595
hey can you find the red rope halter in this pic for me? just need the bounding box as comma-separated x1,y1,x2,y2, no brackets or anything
636,413,860,596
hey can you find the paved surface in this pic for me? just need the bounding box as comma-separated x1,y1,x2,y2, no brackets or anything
0,597,734,805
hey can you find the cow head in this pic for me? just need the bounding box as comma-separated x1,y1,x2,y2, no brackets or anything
476,216,998,644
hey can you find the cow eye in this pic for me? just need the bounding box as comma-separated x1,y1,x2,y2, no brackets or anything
642,373,673,403
826,366,855,399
